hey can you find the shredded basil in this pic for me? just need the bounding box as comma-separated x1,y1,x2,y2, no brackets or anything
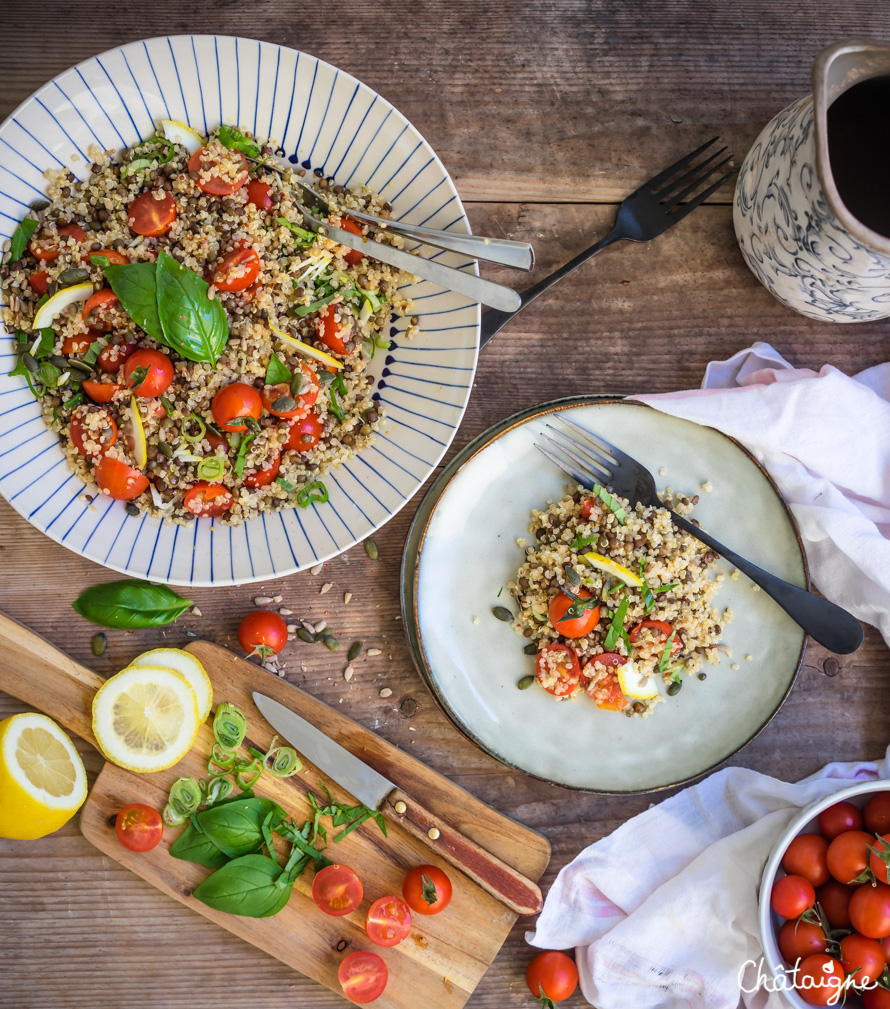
275,217,316,245
9,217,38,262
234,434,256,479
217,125,263,159
602,597,630,652
590,483,628,524
658,631,677,673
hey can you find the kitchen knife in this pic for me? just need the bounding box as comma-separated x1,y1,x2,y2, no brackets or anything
252,691,543,916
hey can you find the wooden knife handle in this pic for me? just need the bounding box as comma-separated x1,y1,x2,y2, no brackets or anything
383,787,543,916
0,611,101,746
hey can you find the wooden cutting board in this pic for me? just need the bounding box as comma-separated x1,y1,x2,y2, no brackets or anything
0,614,550,1009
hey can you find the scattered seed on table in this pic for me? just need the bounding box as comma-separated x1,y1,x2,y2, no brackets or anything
344,666,354,681
322,634,340,652
492,606,513,622
366,647,381,657
517,675,534,690
347,641,362,662
297,628,316,643
667,680,682,695
279,607,293,615
300,619,315,633
344,591,352,605
379,687,392,698
364,539,379,560
320,582,333,595
191,606,202,617
286,624,298,633
314,620,327,634
91,632,107,656
523,643,538,655
277,669,286,678
272,594,283,603
310,562,324,575
254,595,273,605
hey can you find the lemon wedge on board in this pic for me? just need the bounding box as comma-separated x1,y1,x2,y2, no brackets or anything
580,551,644,588
269,321,344,370
0,713,88,839
160,119,204,155
92,665,199,773
127,648,212,723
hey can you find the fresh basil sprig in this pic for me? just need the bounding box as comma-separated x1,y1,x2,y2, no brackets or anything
192,852,301,918
72,579,193,628
195,796,285,858
217,125,263,159
9,217,38,261
265,353,291,385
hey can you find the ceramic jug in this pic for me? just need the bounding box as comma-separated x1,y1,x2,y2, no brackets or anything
734,38,890,322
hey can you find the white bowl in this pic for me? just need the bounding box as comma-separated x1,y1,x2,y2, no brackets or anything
759,779,890,1008
0,35,479,585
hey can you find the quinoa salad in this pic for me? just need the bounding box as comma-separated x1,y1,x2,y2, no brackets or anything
1,123,420,524
508,484,729,717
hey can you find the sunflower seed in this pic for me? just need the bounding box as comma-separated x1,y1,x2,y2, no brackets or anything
313,620,327,634
310,562,324,575
366,647,382,657
254,595,273,605
344,666,354,681
300,619,316,633
286,624,298,633
320,582,333,595
379,687,392,698
279,607,292,615
343,591,352,605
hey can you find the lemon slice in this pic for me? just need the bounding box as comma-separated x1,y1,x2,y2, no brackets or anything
0,713,88,840
616,660,659,700
121,395,148,468
160,119,204,155
580,551,644,588
32,281,94,330
92,665,199,773
269,321,344,370
128,648,213,723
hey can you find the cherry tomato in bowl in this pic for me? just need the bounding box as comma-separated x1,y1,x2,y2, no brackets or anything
339,218,365,266
850,881,890,938
95,456,148,500
286,412,324,452
183,482,234,518
69,406,118,458
781,833,830,887
839,933,885,987
338,951,388,1004
243,451,281,489
312,864,363,917
826,830,873,884
818,801,864,841
128,191,177,236
246,179,274,211
548,588,600,638
777,919,828,963
212,244,261,292
865,793,890,836
316,304,351,355
212,382,263,432
82,289,119,331
795,954,845,1006
124,348,174,398
403,865,452,915
238,610,288,660
30,223,86,261
770,874,815,919
188,148,249,195
525,951,579,1004
815,879,855,929
115,803,163,852
365,895,412,947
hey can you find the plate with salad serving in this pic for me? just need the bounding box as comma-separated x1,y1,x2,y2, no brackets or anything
405,397,808,793
0,35,478,585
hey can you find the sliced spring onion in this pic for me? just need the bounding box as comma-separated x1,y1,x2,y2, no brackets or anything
167,776,202,819
120,157,154,178
133,136,175,163
213,702,247,750
296,480,328,508
276,477,294,491
162,803,188,827
234,433,256,480
292,251,333,287
263,735,302,778
374,335,390,350
197,456,226,481
180,413,207,443
207,741,237,776
358,299,373,325
203,776,234,805
234,757,263,790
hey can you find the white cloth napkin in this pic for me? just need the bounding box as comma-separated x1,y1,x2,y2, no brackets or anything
526,753,890,1009
637,342,890,646
526,344,890,1008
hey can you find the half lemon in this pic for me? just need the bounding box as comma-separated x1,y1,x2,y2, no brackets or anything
0,713,88,839
127,647,213,723
92,665,199,773
580,551,644,588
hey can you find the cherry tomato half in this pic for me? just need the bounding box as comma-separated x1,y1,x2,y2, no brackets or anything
402,865,452,915
535,643,582,698
243,451,281,488
87,248,129,266
770,874,815,919
580,497,598,520
338,951,388,1005
782,834,830,888
95,456,148,501
815,879,855,929
795,954,845,1006
312,864,363,917
286,411,324,452
582,655,629,710
778,918,828,964
98,340,138,374
263,364,320,419
629,619,681,655
246,179,274,211
69,406,118,458
839,933,885,987
128,191,177,236
189,148,249,195
238,610,288,659
82,380,121,404
526,951,579,1003
548,588,600,638
826,830,873,884
82,289,119,331
339,218,365,266
819,801,864,841
212,244,261,292
211,382,263,432
115,803,163,852
183,482,234,518
62,328,103,355
30,223,86,261
850,881,890,938
28,271,50,295
123,348,174,398
865,793,890,836
365,896,412,947
317,304,350,355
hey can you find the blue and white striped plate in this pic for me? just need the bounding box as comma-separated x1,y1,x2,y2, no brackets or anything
0,35,479,586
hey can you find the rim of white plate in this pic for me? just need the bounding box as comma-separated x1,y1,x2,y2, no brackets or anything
0,35,480,585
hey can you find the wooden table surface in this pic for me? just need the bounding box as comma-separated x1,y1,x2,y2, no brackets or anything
2,3,889,1007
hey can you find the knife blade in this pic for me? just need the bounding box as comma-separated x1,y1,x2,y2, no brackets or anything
253,691,543,916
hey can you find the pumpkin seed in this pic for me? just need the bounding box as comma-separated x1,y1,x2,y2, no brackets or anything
23,353,38,374
667,680,682,696
517,675,535,690
158,441,174,458
29,200,50,211
364,539,379,560
321,633,340,652
566,567,581,586
58,267,90,286
50,356,69,370
91,632,107,656
271,395,297,413
289,371,304,397
522,643,538,655
347,641,362,662
296,628,316,644
318,370,335,386
492,606,513,622
67,359,93,374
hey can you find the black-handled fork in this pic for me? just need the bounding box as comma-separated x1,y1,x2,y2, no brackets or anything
536,416,865,655
480,137,736,347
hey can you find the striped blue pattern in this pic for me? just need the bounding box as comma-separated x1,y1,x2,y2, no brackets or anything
0,35,479,586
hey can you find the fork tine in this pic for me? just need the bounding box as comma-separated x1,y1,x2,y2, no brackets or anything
545,424,615,474
539,433,613,484
654,146,728,200
661,155,734,211
666,169,737,220
534,444,595,489
635,136,720,196
556,416,633,467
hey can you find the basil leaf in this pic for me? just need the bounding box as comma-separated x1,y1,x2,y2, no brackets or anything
653,583,679,595
591,483,628,525
195,797,285,858
82,337,108,367
602,597,630,652
658,631,677,673
193,853,295,918
235,433,255,480
105,261,164,341
90,254,111,268
9,217,38,262
72,579,193,629
29,329,55,359
288,291,340,318
169,822,230,868
217,125,262,159
156,250,228,365
571,535,597,551
265,353,291,386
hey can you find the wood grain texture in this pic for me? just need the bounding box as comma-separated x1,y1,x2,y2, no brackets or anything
2,2,890,1008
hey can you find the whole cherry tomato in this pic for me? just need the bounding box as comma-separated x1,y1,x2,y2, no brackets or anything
123,348,174,398
815,879,856,930
826,830,873,884
548,588,600,638
212,382,263,432
795,954,846,1006
402,865,452,915
526,951,579,1004
866,793,890,836
238,610,288,660
869,834,890,884
771,874,816,919
782,834,830,887
839,933,885,987
850,882,890,938
777,919,828,964
819,801,864,841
